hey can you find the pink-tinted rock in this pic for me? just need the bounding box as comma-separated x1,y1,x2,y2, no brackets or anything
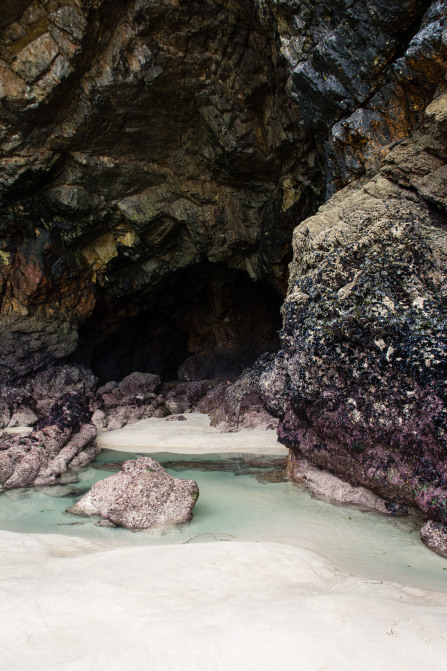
165,380,211,413
287,452,397,515
67,457,199,529
420,521,447,559
198,355,279,432
0,392,97,490
261,103,447,524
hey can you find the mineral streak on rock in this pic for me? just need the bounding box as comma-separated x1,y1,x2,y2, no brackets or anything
68,456,199,529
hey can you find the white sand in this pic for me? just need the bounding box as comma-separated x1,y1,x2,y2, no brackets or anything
3,415,446,669
1,529,446,671
97,412,288,455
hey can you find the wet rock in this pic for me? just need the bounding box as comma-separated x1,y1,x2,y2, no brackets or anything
92,462,124,472
165,415,187,422
0,393,97,491
266,0,447,193
67,457,199,529
286,454,391,515
256,470,289,484
420,521,447,558
385,502,409,516
262,97,447,523
95,519,117,528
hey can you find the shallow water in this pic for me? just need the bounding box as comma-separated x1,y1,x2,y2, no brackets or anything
1,449,446,592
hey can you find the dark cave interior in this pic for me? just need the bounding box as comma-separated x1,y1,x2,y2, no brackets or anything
71,262,283,384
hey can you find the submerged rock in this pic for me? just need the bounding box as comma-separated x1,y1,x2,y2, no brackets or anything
67,457,199,529
286,454,393,515
420,521,447,559
0,393,98,490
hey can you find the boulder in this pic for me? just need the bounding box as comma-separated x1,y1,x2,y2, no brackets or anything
118,372,161,397
67,457,199,529
261,96,447,523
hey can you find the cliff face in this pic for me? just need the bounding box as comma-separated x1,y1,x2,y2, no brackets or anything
262,98,447,522
0,0,317,384
1,1,447,517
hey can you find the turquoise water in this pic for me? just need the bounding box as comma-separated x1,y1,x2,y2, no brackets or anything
1,449,446,592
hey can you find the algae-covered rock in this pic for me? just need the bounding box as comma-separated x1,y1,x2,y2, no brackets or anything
261,98,447,522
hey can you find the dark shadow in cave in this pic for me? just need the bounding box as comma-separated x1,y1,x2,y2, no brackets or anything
71,262,283,385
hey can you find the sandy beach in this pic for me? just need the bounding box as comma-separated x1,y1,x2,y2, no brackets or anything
2,416,446,670
96,413,288,456
1,530,446,671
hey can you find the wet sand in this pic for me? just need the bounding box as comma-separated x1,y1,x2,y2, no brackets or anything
96,412,288,456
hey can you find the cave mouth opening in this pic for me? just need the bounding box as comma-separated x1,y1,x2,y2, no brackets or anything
72,262,284,386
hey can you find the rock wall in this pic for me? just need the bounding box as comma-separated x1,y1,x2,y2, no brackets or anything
262,94,447,522
0,0,320,384
2,0,444,385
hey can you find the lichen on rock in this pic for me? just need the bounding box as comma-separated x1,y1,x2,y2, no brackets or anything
261,96,447,523
68,456,199,529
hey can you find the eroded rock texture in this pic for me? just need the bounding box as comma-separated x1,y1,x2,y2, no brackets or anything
2,0,444,386
68,456,199,529
420,520,447,558
0,392,98,489
262,94,447,523
0,0,316,385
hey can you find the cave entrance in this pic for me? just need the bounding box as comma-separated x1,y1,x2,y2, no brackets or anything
73,263,283,385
